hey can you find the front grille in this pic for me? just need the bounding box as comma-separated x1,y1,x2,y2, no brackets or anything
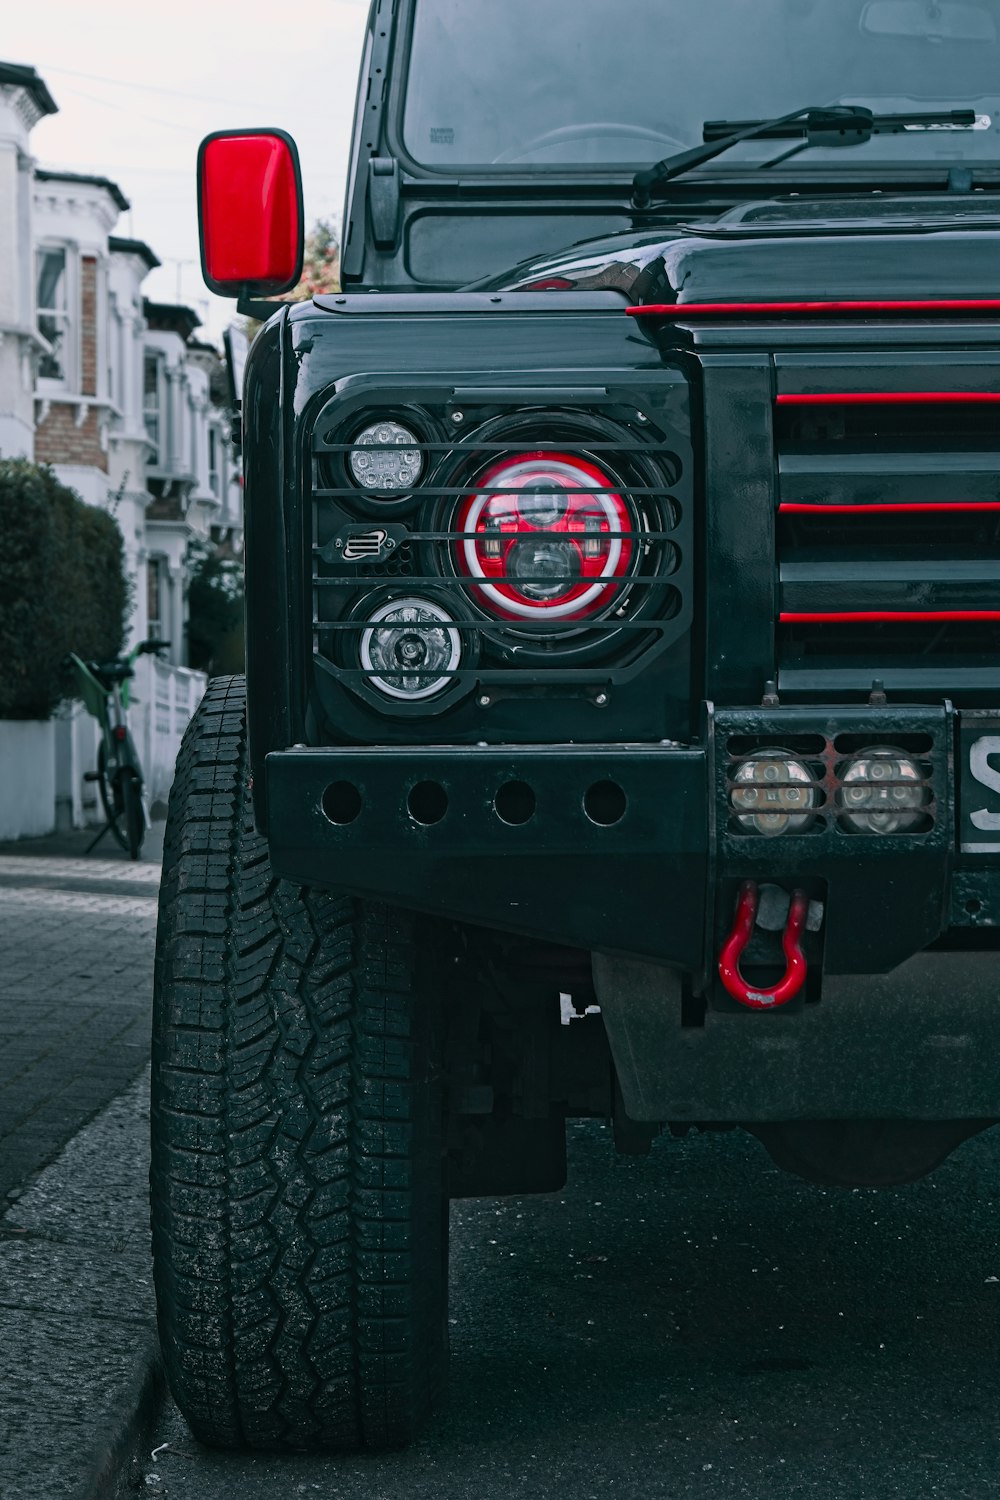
773,371,1000,701
308,386,692,720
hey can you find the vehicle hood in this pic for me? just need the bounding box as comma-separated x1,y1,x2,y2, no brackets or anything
479,193,1000,304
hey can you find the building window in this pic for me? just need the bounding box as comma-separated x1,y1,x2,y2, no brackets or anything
189,391,198,479
144,351,163,465
208,426,221,497
109,302,123,414
147,557,164,639
37,246,72,384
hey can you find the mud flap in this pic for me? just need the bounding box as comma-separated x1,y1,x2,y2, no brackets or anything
591,954,682,1121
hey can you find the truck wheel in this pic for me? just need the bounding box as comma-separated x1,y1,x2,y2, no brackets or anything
151,676,447,1451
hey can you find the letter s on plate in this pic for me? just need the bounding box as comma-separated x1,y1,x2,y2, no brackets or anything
970,736,1000,832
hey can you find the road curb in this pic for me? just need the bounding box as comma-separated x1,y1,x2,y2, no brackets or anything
78,1334,166,1500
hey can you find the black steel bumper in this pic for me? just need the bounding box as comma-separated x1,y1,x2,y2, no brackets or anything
263,701,995,975
267,743,708,968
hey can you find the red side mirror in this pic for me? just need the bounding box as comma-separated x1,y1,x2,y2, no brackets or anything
197,129,304,298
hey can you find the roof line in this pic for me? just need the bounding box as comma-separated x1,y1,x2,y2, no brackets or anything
35,167,129,212
0,61,58,118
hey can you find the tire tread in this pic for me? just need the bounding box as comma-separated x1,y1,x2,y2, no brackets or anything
151,676,445,1451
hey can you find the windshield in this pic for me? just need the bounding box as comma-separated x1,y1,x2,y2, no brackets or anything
402,0,1000,172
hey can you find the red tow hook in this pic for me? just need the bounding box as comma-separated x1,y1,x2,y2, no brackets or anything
718,881,810,1010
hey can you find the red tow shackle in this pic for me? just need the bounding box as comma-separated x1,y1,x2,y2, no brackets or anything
718,881,810,1010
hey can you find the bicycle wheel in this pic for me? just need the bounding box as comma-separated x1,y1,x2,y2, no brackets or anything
96,740,129,852
121,768,145,859
96,742,145,857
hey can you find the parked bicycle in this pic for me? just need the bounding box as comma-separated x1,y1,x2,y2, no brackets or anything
67,640,170,859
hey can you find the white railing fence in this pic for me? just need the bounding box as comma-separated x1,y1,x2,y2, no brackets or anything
130,656,208,812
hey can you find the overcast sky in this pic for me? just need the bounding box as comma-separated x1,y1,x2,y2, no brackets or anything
5,0,370,342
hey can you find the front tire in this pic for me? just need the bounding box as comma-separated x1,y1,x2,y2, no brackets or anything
151,676,448,1450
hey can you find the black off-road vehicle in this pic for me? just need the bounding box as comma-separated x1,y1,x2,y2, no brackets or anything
152,0,1000,1451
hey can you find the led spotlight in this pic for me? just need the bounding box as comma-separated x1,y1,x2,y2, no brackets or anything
838,747,927,834
349,421,423,493
731,751,818,836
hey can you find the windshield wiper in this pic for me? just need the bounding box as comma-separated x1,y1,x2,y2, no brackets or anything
632,106,977,206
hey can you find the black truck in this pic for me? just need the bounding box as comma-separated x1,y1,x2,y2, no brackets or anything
152,0,1000,1453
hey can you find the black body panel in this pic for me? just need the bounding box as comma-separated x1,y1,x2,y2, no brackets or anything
238,0,1000,1010
243,269,999,974
485,213,1000,305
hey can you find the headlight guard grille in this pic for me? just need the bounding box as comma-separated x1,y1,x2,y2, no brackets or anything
308,383,693,720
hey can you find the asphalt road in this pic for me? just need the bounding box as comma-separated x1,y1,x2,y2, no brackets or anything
4,830,999,1498
145,1115,1000,1500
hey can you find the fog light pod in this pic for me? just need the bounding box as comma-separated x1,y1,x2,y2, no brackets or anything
359,597,462,701
731,751,818,836
838,747,928,833
349,421,423,493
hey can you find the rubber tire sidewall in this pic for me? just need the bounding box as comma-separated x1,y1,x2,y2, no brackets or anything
151,675,448,1452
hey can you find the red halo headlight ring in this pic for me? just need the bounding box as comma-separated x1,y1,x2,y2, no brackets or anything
453,452,635,623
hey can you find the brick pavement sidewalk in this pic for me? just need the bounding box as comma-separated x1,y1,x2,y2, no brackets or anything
0,1072,159,1500
0,830,162,1203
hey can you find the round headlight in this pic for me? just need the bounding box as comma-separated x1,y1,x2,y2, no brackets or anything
731,751,818,836
838,747,927,834
349,421,423,494
359,597,461,701
454,451,634,624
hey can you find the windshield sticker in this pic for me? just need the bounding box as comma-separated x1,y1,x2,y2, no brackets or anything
430,127,455,146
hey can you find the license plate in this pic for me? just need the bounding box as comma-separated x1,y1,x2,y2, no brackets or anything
960,713,1000,855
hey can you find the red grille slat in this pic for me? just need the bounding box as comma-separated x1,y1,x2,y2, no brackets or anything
780,610,1000,624
777,391,1000,406
629,299,1000,318
779,502,1000,515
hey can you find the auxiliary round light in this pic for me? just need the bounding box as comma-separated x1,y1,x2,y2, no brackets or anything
349,421,423,493
731,751,818,836
359,597,461,701
838,746,927,834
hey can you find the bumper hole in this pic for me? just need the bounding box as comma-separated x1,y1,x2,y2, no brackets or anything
494,779,536,826
408,780,448,826
584,779,627,826
322,781,362,825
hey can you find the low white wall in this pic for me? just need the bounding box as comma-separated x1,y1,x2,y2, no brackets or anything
0,664,207,842
0,720,56,840
53,701,102,831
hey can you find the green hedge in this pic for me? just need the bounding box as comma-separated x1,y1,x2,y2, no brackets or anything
0,460,128,720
